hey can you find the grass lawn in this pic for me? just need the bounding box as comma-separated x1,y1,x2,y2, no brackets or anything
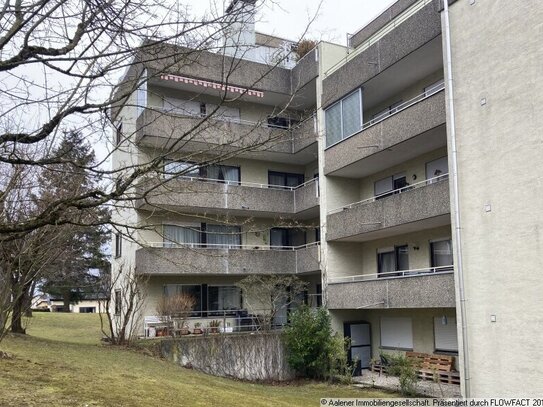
0,313,395,406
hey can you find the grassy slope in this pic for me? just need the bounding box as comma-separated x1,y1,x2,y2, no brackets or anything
0,313,393,406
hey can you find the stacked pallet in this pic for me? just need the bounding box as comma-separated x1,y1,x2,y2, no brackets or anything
406,352,460,385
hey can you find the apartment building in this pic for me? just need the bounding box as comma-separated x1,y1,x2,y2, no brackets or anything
318,0,456,378
111,0,343,337
112,0,542,397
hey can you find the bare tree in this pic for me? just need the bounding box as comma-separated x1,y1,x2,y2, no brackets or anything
0,0,320,343
99,264,148,346
236,274,308,331
0,0,318,238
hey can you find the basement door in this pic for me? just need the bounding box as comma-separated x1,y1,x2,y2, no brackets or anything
344,322,371,376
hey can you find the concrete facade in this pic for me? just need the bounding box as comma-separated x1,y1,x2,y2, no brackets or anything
111,0,540,395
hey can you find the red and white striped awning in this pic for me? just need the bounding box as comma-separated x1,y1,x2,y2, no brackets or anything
159,74,264,98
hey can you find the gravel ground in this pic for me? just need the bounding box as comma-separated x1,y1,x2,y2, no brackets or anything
353,370,462,398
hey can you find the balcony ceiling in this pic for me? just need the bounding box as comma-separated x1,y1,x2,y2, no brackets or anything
148,76,316,111
330,214,451,243
328,124,447,178
363,36,444,111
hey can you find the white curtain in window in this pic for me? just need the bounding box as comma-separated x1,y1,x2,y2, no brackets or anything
325,103,342,147
206,225,241,248
163,225,201,247
378,251,395,275
342,90,362,137
426,156,449,182
164,161,199,179
209,286,242,311
163,98,201,116
380,317,413,349
431,239,453,267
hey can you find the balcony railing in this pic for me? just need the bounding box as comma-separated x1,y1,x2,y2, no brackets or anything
171,174,319,192
147,241,320,251
143,299,322,338
328,265,454,284
325,83,445,150
325,0,433,77
144,106,317,153
328,173,449,215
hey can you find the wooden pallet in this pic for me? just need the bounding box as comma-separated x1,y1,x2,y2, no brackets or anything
418,369,461,385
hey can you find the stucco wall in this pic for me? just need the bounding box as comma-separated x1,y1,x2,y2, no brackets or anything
327,225,452,279
446,0,543,397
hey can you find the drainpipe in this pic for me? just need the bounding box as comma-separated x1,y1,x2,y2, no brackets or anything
442,0,471,397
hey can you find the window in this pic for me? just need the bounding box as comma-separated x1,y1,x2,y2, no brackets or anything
268,171,304,188
424,79,445,97
430,239,454,271
267,116,298,128
316,284,322,307
270,228,306,248
164,160,201,179
204,224,241,248
164,284,203,314
426,156,449,183
208,286,242,313
325,88,363,147
380,317,413,350
377,245,409,277
205,104,241,123
79,307,96,314
163,98,201,116
114,233,122,258
115,123,123,145
114,289,122,315
163,225,201,248
434,317,458,353
374,173,408,199
204,165,240,184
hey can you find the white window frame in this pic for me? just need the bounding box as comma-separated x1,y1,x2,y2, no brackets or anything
324,88,363,148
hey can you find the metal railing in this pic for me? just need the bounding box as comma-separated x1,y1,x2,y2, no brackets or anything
328,265,454,284
171,174,319,192
146,241,321,251
325,0,433,77
143,300,322,338
325,83,444,150
328,173,449,215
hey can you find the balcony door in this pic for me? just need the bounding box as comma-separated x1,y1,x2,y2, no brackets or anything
377,245,409,277
270,228,306,248
344,321,371,376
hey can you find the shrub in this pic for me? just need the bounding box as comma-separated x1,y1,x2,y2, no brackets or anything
283,306,351,382
294,39,317,61
383,353,418,396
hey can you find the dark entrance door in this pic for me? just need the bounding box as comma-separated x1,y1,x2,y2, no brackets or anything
344,322,371,376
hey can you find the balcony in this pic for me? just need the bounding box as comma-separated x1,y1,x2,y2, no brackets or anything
326,266,455,309
136,177,319,218
322,0,441,108
135,242,320,276
135,110,318,164
324,87,446,177
327,175,450,242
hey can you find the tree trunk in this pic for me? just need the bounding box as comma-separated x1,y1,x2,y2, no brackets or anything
11,294,26,334
62,288,71,313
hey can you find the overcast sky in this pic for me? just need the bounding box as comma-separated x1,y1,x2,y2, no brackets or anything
191,0,396,46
